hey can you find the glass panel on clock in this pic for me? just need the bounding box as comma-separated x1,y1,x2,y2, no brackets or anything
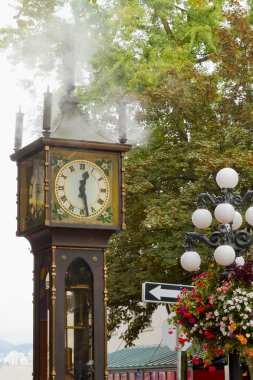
65,258,94,380
19,151,45,232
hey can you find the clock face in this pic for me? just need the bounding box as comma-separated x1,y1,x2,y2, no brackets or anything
55,160,110,218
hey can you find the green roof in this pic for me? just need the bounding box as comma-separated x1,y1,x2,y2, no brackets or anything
108,345,184,371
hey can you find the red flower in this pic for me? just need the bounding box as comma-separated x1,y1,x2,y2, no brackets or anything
193,358,200,365
178,337,189,345
204,331,215,339
197,306,205,312
184,312,192,318
209,366,216,372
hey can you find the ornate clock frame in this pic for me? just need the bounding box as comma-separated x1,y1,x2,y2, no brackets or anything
11,136,131,380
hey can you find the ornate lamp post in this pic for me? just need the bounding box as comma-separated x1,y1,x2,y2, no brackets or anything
181,168,253,380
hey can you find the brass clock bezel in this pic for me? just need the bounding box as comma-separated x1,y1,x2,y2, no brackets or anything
54,159,110,219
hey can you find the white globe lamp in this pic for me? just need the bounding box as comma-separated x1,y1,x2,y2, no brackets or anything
214,203,235,224
181,251,201,272
232,211,243,231
245,206,253,226
216,168,239,189
214,245,236,266
235,256,245,266
192,209,212,229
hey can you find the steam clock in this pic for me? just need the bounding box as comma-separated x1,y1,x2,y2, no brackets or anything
11,91,131,380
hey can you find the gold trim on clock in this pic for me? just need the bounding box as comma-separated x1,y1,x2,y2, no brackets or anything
55,159,110,219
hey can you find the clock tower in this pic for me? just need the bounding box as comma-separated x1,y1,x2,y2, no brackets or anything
11,90,131,380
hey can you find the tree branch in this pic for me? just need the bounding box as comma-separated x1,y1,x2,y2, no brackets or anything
175,5,187,14
160,17,178,45
196,54,214,63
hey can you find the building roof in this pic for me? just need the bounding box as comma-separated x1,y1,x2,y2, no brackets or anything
108,344,183,371
50,94,113,143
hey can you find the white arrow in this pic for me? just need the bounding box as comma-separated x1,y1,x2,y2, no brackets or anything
149,286,180,301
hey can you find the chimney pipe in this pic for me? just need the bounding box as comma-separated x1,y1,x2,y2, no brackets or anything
14,107,24,151
118,100,127,144
42,86,52,136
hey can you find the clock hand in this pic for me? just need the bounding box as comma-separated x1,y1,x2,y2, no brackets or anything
79,172,89,216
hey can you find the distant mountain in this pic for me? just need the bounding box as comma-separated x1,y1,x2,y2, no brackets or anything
0,339,14,354
0,339,32,354
15,343,33,353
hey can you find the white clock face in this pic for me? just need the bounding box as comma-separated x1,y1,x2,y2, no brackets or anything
55,160,110,218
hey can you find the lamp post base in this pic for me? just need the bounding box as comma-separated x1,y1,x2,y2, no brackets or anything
229,351,242,380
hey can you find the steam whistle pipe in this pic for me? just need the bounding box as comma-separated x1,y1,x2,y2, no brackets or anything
118,99,127,144
14,107,24,151
42,86,52,136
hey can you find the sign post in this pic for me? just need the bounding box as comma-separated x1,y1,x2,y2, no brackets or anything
142,282,194,380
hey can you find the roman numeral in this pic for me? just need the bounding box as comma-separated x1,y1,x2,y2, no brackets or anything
80,163,86,170
58,186,64,191
91,206,96,214
97,198,104,205
100,188,106,193
61,174,67,180
69,165,75,172
98,177,104,182
80,209,85,215
68,204,74,212
60,195,67,203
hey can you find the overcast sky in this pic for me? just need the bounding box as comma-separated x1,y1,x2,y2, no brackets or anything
0,1,35,345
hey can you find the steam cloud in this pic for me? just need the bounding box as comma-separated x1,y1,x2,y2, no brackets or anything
9,3,150,146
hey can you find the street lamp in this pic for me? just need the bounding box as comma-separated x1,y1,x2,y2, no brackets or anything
181,167,253,380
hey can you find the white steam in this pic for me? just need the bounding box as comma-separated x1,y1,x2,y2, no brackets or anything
8,2,151,146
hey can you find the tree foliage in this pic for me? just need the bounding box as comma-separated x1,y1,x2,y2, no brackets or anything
104,0,253,344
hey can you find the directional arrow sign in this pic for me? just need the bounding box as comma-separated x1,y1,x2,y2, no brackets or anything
142,282,194,304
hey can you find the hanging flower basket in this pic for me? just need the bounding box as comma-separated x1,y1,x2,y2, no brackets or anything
168,261,253,369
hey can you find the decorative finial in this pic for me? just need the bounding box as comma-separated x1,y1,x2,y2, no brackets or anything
118,99,127,144
42,86,52,137
14,107,24,151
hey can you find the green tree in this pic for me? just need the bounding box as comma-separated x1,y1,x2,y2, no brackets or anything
104,1,253,344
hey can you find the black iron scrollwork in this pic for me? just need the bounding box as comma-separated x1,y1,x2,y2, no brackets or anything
186,232,220,250
197,190,253,209
234,229,253,248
